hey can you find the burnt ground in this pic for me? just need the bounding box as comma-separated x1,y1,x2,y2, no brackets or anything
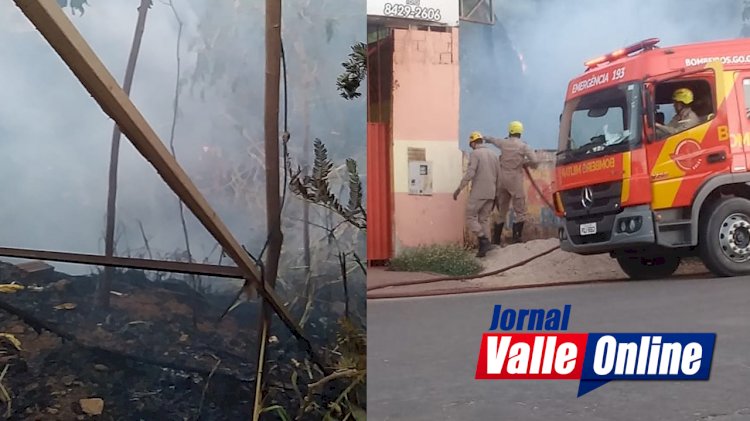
0,261,351,420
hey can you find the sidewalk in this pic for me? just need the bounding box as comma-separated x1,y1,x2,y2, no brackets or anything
368,240,710,299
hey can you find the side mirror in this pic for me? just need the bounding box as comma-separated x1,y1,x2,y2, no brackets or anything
587,107,608,118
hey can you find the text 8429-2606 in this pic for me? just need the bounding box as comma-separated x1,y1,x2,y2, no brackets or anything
383,2,442,22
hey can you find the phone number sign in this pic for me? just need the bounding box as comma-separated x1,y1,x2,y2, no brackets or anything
367,0,459,26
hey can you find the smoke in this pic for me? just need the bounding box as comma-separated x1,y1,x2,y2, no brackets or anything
0,1,365,278
460,0,743,150
0,2,183,274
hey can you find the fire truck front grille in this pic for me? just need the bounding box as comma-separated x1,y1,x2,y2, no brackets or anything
561,181,623,245
560,181,622,220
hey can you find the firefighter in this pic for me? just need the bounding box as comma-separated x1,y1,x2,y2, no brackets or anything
453,131,499,258
655,87,700,137
484,121,539,245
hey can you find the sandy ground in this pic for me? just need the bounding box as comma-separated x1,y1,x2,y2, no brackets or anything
368,239,711,297
477,239,561,273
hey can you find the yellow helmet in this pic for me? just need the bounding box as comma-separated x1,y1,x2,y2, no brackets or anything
469,131,483,142
508,120,524,135
672,88,694,105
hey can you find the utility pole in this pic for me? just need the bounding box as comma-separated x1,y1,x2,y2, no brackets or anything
253,0,282,418
99,0,152,309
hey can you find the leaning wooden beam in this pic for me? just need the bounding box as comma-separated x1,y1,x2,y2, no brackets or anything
0,247,244,278
12,0,316,358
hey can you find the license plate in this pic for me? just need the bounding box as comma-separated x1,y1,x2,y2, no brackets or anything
580,222,597,236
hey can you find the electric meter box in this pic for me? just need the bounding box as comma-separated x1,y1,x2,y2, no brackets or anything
408,160,433,195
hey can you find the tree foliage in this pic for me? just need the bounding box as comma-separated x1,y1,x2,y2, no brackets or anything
336,42,367,100
289,139,366,230
57,0,89,15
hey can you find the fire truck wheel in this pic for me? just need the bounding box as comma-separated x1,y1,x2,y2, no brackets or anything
615,253,681,280
699,196,750,276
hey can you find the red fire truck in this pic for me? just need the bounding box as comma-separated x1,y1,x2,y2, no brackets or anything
553,37,750,279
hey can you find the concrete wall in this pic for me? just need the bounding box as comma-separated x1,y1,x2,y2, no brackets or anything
388,23,559,254
391,27,464,251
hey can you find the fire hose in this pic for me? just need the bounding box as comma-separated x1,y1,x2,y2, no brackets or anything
367,277,629,300
523,165,556,212
366,243,560,291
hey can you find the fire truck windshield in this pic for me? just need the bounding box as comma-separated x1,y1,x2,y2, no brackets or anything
557,82,642,165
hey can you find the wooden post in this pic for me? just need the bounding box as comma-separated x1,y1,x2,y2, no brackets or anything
263,1,283,299
254,0,283,418
302,91,311,275
100,0,152,309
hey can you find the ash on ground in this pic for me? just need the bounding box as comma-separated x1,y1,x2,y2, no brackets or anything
0,261,353,420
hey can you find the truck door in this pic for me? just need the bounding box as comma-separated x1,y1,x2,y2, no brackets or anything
644,63,731,210
735,73,750,171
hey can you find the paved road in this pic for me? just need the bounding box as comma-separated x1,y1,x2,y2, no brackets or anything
368,276,750,421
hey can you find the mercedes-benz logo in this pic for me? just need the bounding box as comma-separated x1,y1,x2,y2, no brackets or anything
581,187,594,208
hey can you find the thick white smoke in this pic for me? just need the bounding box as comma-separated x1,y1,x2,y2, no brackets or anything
462,0,743,150
0,1,365,277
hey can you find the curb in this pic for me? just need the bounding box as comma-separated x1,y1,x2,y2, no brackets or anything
366,272,713,300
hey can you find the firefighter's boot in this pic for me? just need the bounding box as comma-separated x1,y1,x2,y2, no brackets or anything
476,236,491,258
511,222,525,244
492,223,504,245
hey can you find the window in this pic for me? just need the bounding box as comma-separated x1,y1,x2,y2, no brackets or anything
557,83,641,164
571,107,625,150
652,78,714,140
460,0,494,24
743,79,750,119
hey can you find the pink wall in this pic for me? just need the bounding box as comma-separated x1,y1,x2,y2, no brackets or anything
393,193,465,248
391,27,463,251
392,28,459,142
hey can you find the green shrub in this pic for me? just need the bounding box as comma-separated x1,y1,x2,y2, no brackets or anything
389,244,483,276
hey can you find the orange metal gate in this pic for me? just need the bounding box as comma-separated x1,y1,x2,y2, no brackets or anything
367,122,393,262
